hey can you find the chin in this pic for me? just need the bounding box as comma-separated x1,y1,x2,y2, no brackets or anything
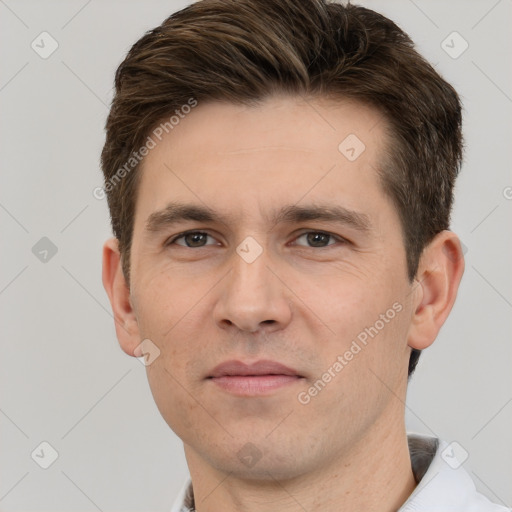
198,438,319,483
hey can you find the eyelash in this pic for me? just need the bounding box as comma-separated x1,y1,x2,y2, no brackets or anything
165,230,347,249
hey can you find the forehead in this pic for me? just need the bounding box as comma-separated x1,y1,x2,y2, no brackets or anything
159,95,387,158
133,95,392,228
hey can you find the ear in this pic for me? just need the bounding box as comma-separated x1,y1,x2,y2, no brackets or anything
102,237,141,357
407,230,465,350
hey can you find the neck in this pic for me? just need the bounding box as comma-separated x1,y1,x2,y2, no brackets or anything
184,416,416,512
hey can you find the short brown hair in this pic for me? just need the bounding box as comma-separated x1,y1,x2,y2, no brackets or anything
100,0,463,377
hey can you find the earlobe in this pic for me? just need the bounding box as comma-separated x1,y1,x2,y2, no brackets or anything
407,231,465,350
102,237,141,357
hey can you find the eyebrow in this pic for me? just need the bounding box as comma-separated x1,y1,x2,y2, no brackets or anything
144,201,371,235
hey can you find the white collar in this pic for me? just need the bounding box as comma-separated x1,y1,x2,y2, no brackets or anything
399,435,509,511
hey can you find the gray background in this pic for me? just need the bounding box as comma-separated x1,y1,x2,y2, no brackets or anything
1,0,511,510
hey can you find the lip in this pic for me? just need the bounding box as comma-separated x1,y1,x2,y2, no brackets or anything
209,360,300,378
208,360,303,396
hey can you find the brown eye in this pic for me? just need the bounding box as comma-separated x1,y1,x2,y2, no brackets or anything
294,231,340,248
169,231,215,247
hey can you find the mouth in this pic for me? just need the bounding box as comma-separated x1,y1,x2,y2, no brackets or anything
207,360,304,396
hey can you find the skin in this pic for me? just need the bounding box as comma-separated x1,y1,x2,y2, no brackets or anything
102,94,464,512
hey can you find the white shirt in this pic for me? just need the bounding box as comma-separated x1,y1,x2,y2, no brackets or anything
170,433,510,512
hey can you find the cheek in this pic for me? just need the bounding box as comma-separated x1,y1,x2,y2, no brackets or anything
146,365,194,437
144,333,203,438
317,274,410,384
133,267,200,340
320,281,387,339
135,275,209,414
303,303,409,429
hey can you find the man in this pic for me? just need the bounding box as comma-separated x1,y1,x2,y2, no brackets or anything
100,1,509,510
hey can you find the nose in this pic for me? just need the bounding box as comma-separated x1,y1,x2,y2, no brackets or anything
213,242,293,334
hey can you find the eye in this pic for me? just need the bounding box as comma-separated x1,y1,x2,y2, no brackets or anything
165,230,346,249
167,231,219,248
292,231,343,248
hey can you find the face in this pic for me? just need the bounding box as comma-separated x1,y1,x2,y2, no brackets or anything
127,95,417,479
